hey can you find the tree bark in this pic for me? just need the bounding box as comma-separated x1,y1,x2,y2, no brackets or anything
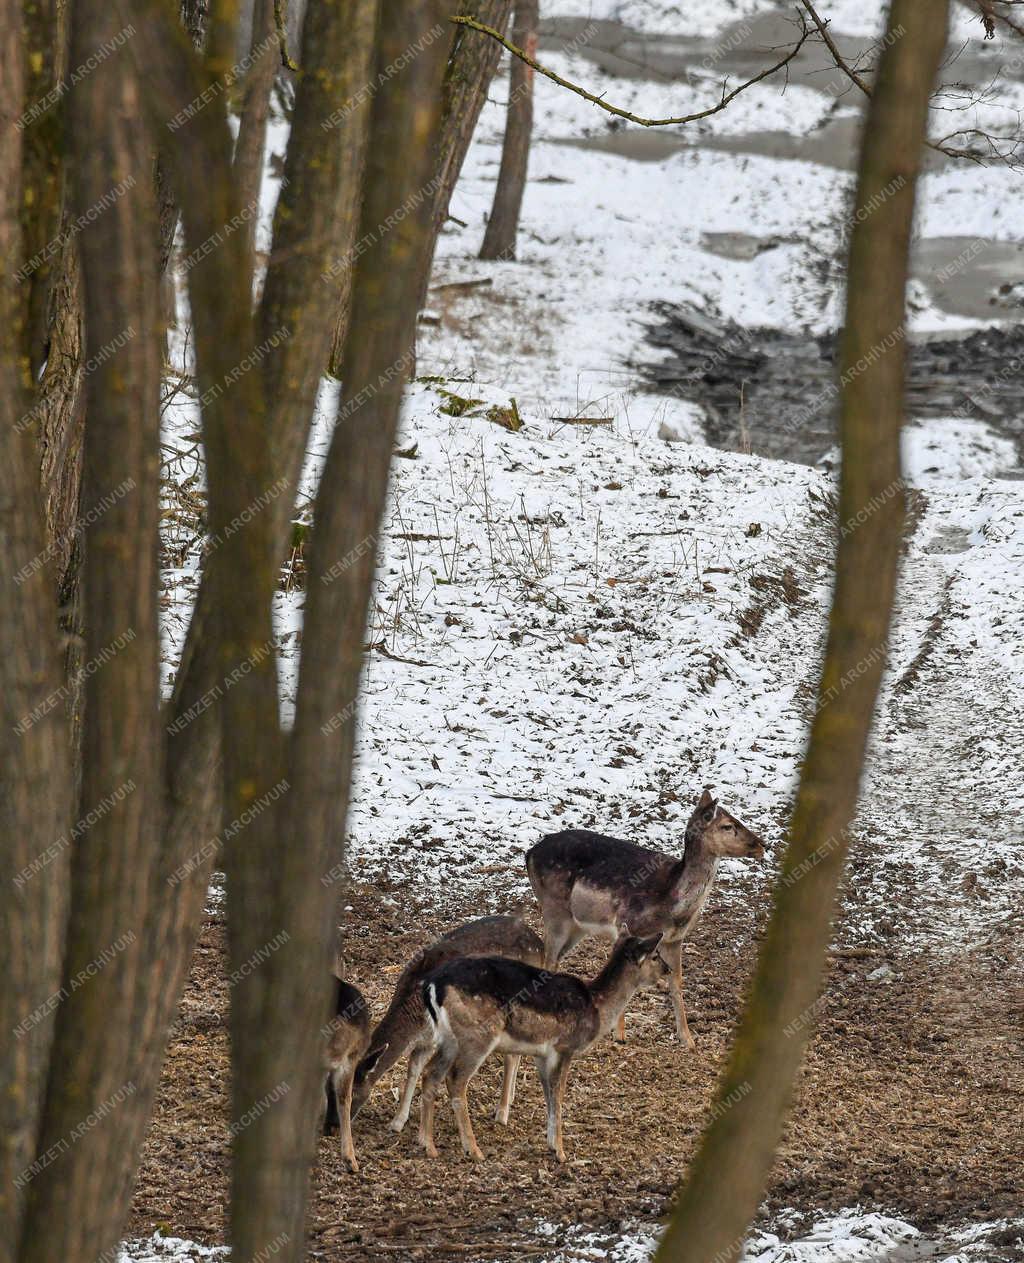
430,0,511,249
479,0,537,261
233,0,278,264
654,4,949,1261
17,2,164,1260
328,0,513,357
0,12,72,1259
223,0,449,1254
284,0,450,1229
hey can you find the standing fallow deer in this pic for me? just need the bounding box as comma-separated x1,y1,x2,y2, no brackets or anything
322,976,380,1172
352,915,544,1130
525,789,766,1048
418,933,668,1162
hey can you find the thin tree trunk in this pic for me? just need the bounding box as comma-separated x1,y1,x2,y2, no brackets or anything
328,0,512,358
277,0,450,1242
19,0,88,759
654,4,949,1261
430,0,511,249
0,12,72,1258
479,0,537,261
17,2,164,1261
225,0,448,1252
233,0,278,264
120,2,391,1258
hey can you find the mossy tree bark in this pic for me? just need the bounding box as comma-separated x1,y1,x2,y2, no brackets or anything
654,3,949,1260
17,1,164,1260
0,9,72,1257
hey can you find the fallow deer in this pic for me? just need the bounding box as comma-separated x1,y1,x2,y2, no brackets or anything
352,915,544,1131
525,789,766,1048
417,933,667,1162
322,975,378,1172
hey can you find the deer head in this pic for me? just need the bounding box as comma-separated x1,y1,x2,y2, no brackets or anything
617,929,671,989
688,789,766,859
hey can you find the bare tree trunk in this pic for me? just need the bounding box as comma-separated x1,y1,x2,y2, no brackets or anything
280,0,450,1233
479,0,537,261
222,0,449,1253
0,12,72,1258
430,0,511,248
233,0,278,263
18,0,88,758
329,0,512,361
654,4,949,1261
17,2,164,1261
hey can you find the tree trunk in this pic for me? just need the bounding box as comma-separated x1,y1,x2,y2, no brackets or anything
17,2,164,1261
224,0,450,1253
430,0,511,249
0,12,72,1258
329,0,513,365
479,0,537,261
654,4,949,1261
233,0,278,264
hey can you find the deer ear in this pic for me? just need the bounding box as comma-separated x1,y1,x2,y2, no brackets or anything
696,788,715,810
359,1042,389,1077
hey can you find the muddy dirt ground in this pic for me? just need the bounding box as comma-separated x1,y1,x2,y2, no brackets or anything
126,867,1023,1261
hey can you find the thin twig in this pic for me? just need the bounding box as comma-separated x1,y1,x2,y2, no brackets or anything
800,0,1020,164
450,11,812,128
274,0,299,70
799,0,872,95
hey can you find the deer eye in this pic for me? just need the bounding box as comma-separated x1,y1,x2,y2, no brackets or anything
722,823,734,832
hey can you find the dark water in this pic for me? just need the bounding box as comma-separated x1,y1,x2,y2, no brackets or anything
641,303,1024,467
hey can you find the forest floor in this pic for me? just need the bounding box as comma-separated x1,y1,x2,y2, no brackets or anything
127,876,1023,1263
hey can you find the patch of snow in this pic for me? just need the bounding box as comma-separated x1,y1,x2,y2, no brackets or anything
526,1212,1024,1263
119,1235,228,1262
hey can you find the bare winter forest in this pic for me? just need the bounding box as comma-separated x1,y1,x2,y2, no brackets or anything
1,2,1022,1263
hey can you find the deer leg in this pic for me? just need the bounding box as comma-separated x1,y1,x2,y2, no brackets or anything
418,1043,455,1158
542,916,584,969
335,1065,359,1173
535,1055,556,1150
543,1054,571,1163
495,1054,520,1124
662,939,695,1050
390,1039,432,1133
323,1071,340,1136
447,1050,487,1161
614,1011,627,1043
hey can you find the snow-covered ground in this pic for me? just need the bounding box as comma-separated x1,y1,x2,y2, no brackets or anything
144,0,1024,1259
531,1211,1024,1262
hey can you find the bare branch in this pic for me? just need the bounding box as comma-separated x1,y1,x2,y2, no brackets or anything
450,10,812,129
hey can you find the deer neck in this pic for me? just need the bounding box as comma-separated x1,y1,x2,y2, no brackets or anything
671,832,718,915
588,954,642,1037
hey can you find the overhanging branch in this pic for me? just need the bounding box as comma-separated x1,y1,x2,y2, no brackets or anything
451,10,812,128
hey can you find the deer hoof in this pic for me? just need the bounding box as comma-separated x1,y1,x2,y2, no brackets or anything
388,1114,408,1133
